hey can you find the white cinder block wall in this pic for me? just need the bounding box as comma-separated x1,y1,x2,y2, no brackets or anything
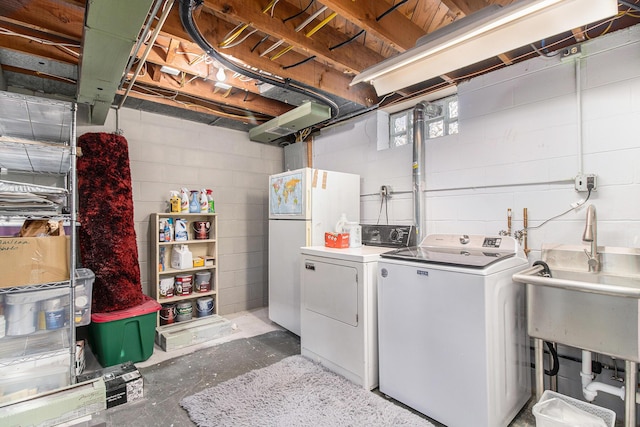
313,25,640,419
78,108,283,315
315,24,640,259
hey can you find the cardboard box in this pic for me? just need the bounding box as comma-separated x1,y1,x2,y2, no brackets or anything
325,232,350,248
0,236,69,288
76,362,143,409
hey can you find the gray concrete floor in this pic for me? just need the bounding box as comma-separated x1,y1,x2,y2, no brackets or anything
83,307,538,427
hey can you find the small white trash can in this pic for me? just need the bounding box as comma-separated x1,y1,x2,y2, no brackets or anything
532,390,615,427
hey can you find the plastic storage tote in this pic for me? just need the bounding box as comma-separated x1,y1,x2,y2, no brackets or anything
74,268,94,326
89,295,161,367
533,390,615,427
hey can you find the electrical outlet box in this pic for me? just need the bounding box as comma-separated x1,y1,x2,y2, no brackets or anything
561,44,582,62
575,174,597,192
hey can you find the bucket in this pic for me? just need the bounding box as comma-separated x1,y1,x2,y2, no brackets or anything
159,277,174,298
6,302,37,336
159,304,176,325
194,271,211,292
45,308,65,330
192,221,211,240
175,275,192,296
196,297,214,317
175,302,193,322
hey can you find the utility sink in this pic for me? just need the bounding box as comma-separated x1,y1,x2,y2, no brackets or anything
513,244,640,362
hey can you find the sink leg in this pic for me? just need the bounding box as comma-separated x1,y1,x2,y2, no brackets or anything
535,338,545,400
624,360,636,427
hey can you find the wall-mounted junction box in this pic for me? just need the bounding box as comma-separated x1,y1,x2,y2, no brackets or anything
575,174,597,192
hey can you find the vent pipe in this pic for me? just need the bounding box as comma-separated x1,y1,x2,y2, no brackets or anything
412,102,441,244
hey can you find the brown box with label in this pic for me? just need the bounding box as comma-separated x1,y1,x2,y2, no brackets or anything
0,236,70,288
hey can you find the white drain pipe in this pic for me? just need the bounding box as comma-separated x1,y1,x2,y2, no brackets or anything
581,350,636,401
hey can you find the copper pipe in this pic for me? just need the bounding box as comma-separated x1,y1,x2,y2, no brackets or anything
507,208,512,236
523,208,530,256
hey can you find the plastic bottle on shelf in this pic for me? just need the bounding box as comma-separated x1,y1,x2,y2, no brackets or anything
199,189,208,212
189,190,200,213
170,191,181,213
206,189,215,213
180,188,190,212
164,218,173,242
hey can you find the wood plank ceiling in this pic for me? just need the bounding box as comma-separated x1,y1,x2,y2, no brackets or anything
0,0,639,141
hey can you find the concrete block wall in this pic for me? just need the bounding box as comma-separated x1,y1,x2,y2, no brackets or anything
78,108,283,315
314,24,640,260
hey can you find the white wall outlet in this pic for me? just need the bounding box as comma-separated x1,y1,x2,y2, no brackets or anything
575,174,597,192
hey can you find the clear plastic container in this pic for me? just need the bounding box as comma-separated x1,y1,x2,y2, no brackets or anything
74,268,94,326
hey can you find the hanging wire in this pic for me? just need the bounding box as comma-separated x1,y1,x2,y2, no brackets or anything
329,29,364,50
283,0,315,23
527,190,592,231
282,55,316,69
219,22,252,47
376,0,408,21
251,35,270,52
220,28,258,49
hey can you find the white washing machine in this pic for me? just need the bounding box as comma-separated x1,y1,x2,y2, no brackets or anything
300,225,413,390
377,234,531,427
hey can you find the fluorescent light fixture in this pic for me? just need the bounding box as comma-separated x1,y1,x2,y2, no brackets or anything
160,65,181,76
351,0,618,95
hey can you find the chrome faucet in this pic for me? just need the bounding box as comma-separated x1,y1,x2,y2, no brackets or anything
582,204,600,273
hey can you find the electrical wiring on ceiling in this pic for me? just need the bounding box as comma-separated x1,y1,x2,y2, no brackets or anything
178,0,341,121
0,27,80,58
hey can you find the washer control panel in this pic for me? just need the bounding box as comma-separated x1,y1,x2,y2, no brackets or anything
482,237,503,248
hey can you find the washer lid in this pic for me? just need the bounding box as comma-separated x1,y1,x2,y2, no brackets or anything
380,234,520,268
380,246,515,268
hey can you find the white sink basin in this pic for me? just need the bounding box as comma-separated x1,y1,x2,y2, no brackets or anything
513,244,640,362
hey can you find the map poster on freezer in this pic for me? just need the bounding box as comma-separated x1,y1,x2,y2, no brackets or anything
270,172,303,216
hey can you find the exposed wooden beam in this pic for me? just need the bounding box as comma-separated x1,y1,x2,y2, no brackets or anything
133,71,292,117
442,0,491,16
121,85,270,124
201,0,385,74
318,0,426,51
160,7,378,106
0,0,84,41
0,64,76,85
0,22,80,63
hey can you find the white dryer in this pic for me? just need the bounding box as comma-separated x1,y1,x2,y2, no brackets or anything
300,225,413,390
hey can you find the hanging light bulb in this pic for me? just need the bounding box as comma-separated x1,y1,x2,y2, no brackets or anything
216,66,226,82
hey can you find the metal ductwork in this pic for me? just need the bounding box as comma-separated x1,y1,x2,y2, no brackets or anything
77,0,156,124
248,102,331,144
412,102,441,244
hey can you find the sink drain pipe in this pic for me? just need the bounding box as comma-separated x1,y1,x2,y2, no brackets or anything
581,350,639,427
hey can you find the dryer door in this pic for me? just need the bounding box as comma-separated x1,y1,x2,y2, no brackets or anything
302,259,358,326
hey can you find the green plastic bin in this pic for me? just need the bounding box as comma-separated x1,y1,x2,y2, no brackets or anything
89,295,161,368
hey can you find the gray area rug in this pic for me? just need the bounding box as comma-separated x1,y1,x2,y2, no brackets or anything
180,354,434,426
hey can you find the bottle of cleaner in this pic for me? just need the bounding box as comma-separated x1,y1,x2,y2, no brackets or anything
189,190,200,213
199,189,208,213
164,218,173,242
206,189,215,213
180,188,190,212
170,191,181,213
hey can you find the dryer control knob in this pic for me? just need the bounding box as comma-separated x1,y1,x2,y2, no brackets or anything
459,234,470,244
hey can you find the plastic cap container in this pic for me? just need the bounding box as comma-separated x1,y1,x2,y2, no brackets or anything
532,390,615,427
